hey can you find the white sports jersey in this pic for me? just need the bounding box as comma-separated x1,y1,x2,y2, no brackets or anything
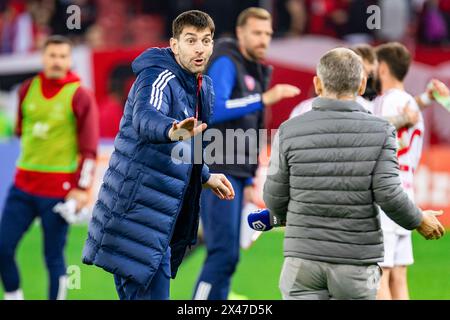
356,96,375,114
289,97,315,119
289,96,374,119
373,89,424,234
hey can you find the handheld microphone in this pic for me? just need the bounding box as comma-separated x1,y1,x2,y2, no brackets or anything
247,208,281,231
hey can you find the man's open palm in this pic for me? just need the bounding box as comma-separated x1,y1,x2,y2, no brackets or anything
168,117,207,141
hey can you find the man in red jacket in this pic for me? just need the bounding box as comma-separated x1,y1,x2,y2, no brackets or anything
0,35,99,300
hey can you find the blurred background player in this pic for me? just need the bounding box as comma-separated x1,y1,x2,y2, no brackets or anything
0,35,98,300
193,7,300,300
373,42,427,300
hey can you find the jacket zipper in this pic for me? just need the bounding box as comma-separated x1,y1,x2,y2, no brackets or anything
167,75,202,249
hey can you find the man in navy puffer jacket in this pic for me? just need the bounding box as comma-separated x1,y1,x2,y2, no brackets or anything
82,10,235,300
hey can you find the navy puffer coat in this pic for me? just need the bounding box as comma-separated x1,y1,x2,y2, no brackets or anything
82,47,213,286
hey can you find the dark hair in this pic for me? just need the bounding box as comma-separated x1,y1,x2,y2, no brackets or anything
376,42,411,81
43,35,73,49
351,44,376,64
172,10,215,39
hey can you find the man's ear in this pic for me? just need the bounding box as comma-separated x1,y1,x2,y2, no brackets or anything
313,76,322,96
378,61,388,78
236,26,243,42
170,37,178,55
68,55,73,70
358,75,367,96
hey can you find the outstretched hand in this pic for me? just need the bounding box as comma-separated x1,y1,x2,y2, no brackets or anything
417,210,445,240
428,79,450,99
262,84,301,106
168,117,207,141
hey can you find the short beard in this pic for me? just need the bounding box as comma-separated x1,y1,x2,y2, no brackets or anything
45,71,66,79
251,52,262,62
245,47,265,62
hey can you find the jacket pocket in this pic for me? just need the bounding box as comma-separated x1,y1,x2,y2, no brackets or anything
123,171,144,213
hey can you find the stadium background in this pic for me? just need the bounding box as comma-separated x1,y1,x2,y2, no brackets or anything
0,0,449,299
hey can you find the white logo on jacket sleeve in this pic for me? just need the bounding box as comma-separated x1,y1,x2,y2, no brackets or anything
149,69,175,110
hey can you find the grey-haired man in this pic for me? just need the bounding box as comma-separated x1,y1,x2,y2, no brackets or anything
262,48,445,300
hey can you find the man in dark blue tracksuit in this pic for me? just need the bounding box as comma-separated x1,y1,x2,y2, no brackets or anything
193,7,300,300
82,10,234,300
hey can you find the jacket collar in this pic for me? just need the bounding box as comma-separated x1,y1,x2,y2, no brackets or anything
132,47,198,94
210,38,273,86
312,97,369,113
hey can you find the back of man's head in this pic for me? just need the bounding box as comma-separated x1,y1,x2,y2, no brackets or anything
316,48,364,98
350,44,376,65
376,42,411,82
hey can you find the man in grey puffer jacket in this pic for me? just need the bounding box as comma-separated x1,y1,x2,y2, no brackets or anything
263,48,445,300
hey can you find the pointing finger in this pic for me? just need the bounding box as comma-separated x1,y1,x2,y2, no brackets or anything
429,210,444,216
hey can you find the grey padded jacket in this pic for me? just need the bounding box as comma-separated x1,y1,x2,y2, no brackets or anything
263,97,423,265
